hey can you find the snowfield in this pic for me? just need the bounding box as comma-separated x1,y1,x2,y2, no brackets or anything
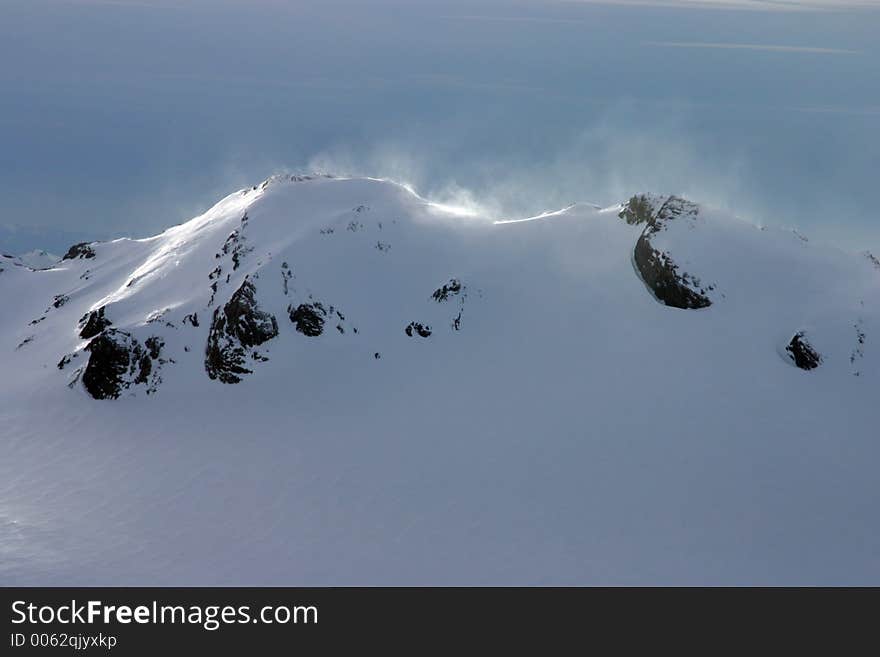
1,174,878,585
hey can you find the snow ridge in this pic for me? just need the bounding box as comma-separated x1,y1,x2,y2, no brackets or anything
2,174,879,585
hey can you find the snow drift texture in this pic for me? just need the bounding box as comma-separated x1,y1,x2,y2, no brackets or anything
1,174,879,584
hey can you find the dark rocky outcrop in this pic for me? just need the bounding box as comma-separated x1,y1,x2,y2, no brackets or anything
207,214,253,307
851,323,866,376
288,299,353,338
134,352,152,385
786,332,822,370
431,278,470,330
289,302,327,337
221,230,247,271
82,331,132,399
432,279,463,303
281,262,293,295
222,280,278,346
145,336,164,360
633,237,712,310
622,195,714,310
214,213,253,271
205,279,278,384
81,329,164,399
618,194,660,226
78,307,112,339
405,322,432,338
62,242,96,260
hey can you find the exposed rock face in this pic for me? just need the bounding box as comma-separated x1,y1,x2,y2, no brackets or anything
207,213,253,306
633,236,712,310
786,332,822,370
81,329,164,399
78,307,112,339
82,332,130,399
621,195,714,310
224,280,278,346
432,279,463,303
851,322,866,375
221,230,247,271
217,213,253,271
618,194,661,226
405,322,432,338
281,262,293,295
145,336,164,360
289,303,326,337
205,279,278,384
288,299,352,337
431,278,469,330
205,328,252,383
62,242,96,260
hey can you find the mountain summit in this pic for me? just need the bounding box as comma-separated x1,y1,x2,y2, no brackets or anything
2,174,878,584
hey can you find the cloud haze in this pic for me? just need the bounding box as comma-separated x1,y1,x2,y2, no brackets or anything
559,0,880,10
1,0,878,254
644,41,861,54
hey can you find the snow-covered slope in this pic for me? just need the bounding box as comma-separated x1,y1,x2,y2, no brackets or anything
11,249,60,270
1,174,878,584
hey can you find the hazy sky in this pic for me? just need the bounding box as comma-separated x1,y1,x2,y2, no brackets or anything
1,0,878,252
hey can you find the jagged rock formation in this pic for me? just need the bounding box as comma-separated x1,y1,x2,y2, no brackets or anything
405,322,432,338
618,193,660,226
62,242,96,260
621,195,714,310
289,302,327,337
205,279,278,384
288,300,351,337
432,279,463,302
430,278,469,330
786,332,822,370
218,213,252,271
78,307,112,339
81,329,164,399
633,237,713,310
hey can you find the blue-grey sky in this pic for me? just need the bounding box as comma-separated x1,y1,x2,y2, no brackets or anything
1,0,878,252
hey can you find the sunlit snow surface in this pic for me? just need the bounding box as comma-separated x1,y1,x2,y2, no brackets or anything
1,175,879,585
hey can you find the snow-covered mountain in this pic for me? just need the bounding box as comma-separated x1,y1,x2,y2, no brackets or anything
10,249,60,270
2,174,878,585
